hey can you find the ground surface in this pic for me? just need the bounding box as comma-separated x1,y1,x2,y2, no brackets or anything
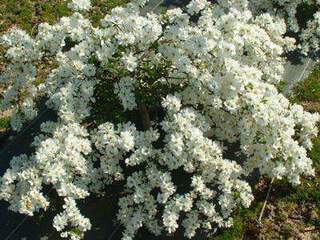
0,1,319,239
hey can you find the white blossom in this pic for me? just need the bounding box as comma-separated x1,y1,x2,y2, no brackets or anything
121,53,138,72
68,0,92,12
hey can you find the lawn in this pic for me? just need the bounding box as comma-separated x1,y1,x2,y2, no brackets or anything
0,1,319,239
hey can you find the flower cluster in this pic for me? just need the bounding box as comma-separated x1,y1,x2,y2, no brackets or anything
53,197,91,239
0,0,319,239
250,0,320,56
68,0,92,12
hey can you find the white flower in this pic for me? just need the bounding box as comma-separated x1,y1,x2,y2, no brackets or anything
120,130,136,151
68,0,92,12
187,0,209,15
162,95,182,113
114,77,137,110
121,53,138,72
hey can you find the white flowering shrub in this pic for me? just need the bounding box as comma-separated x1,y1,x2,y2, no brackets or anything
250,0,320,56
0,0,319,239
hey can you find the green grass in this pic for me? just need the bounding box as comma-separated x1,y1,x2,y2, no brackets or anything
0,116,10,130
293,64,320,102
214,205,261,240
0,0,70,34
